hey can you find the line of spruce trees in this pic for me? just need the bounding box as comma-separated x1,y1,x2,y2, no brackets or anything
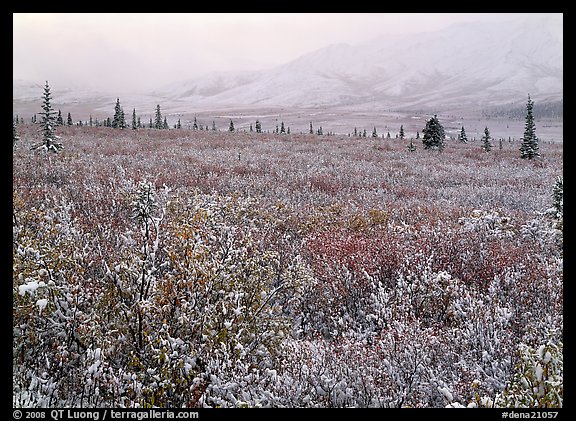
19,82,543,161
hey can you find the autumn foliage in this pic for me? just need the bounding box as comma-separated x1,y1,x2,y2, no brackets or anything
13,125,562,407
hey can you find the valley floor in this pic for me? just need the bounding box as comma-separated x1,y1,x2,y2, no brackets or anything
13,125,563,408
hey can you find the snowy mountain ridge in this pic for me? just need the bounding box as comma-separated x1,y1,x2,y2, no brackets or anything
13,15,562,114
154,15,562,112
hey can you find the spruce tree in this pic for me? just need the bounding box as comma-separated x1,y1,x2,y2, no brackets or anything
310,122,314,134
112,98,123,128
552,176,563,218
56,110,64,126
132,108,137,130
280,121,286,134
407,138,416,152
229,120,235,132
421,114,445,151
163,116,169,130
481,126,492,152
176,118,181,129
212,121,217,131
372,127,378,138
149,117,153,129
255,120,261,133
193,116,198,130
13,119,20,146
31,81,63,153
519,94,540,159
67,112,73,126
89,115,93,127
458,125,468,143
399,125,405,140
154,105,163,129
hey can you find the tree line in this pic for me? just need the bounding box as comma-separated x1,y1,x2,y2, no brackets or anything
14,81,541,160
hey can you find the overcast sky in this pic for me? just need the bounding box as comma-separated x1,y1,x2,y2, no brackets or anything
13,13,553,94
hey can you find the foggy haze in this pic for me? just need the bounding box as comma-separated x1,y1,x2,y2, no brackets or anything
12,13,552,95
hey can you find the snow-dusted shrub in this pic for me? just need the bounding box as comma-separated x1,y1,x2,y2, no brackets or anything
495,340,563,407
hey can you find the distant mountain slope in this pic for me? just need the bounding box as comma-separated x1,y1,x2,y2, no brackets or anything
154,15,562,112
14,15,562,115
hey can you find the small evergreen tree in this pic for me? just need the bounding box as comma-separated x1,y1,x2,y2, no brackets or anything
212,121,217,131
89,115,93,127
310,122,314,134
458,125,468,143
193,116,198,130
163,116,169,130
407,138,416,152
132,108,137,130
255,120,261,133
416,130,420,139
280,121,286,134
149,117,153,129
31,81,63,153
481,126,492,152
552,176,563,218
13,119,20,146
372,127,378,138
520,94,540,159
386,131,391,139
112,98,124,128
250,123,253,132
67,112,73,126
154,105,163,129
399,125,405,140
137,116,142,128
229,120,235,132
421,114,445,151
176,118,181,129
56,110,64,126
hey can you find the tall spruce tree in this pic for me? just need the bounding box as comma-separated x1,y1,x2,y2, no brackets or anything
132,108,137,130
56,109,64,126
481,126,492,152
67,112,73,126
458,126,468,143
31,81,63,153
112,98,123,128
154,105,163,129
13,119,20,146
421,114,445,151
519,94,540,159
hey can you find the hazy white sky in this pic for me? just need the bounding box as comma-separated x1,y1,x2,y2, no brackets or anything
13,13,548,94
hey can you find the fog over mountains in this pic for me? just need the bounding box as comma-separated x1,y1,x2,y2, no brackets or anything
153,15,562,112
13,15,562,115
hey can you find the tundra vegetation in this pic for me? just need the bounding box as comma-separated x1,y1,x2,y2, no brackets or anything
13,115,562,408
